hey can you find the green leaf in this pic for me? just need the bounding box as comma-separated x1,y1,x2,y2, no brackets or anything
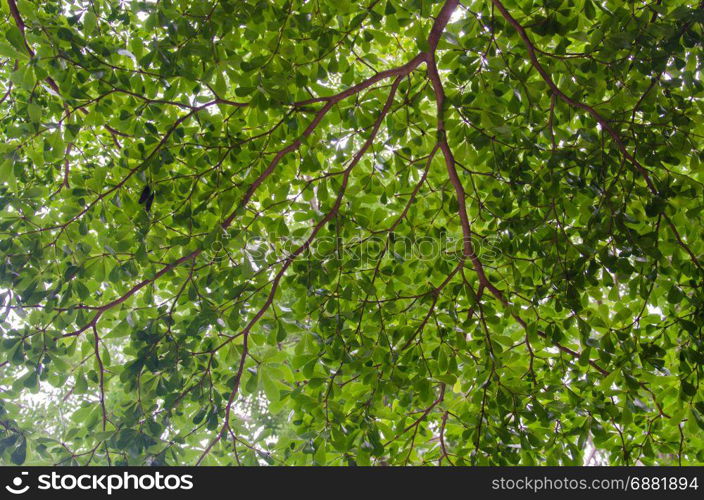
27,103,41,123
11,437,26,465
83,11,97,35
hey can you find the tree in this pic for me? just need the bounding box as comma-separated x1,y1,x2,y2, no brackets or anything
0,0,702,466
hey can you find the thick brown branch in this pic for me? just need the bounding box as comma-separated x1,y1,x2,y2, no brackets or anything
7,0,61,96
425,6,608,377
197,77,403,464
490,0,655,191
61,0,464,340
490,0,701,271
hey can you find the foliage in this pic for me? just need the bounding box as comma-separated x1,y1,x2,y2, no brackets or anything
0,0,703,466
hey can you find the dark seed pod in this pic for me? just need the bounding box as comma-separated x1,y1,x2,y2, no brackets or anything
138,185,151,204
145,192,155,212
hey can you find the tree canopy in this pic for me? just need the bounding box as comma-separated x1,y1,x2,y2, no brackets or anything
0,0,703,466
